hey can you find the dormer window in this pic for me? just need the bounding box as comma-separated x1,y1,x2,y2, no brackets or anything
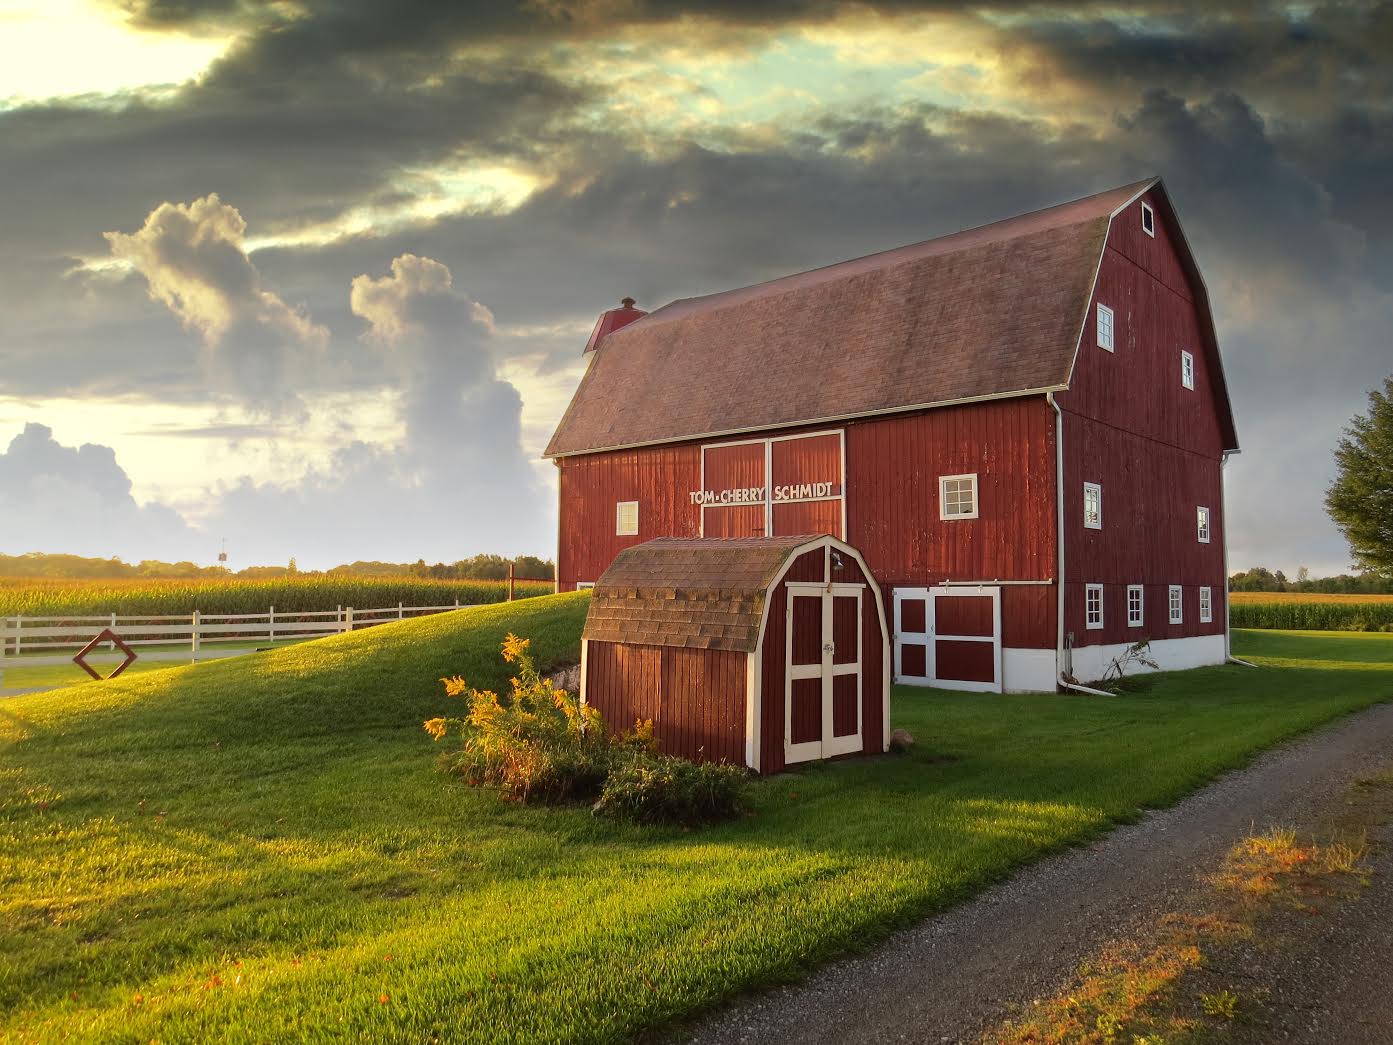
1097,303,1115,352
1141,201,1155,238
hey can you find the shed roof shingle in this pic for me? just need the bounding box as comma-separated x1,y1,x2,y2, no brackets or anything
547,179,1157,457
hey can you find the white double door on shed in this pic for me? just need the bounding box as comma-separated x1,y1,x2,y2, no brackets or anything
785,582,864,764
893,586,1002,693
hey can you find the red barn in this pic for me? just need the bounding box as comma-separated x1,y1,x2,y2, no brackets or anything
546,178,1239,692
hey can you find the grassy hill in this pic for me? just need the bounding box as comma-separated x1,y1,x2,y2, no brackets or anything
2,604,1391,1043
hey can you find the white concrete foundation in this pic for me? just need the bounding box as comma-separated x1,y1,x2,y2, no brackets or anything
1003,648,1059,693
1068,633,1226,685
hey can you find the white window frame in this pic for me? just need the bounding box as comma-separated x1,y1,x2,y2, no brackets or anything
615,500,639,537
1197,505,1211,544
1085,583,1104,630
1083,481,1102,530
1141,201,1156,238
576,581,596,591
1169,585,1184,625
1096,303,1115,352
1127,584,1144,628
1199,586,1213,624
1181,350,1195,390
938,473,979,521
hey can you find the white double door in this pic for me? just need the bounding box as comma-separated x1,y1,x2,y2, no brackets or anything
785,582,864,764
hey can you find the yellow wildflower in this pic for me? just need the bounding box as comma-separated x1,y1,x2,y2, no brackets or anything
441,675,469,698
423,718,448,741
501,632,530,663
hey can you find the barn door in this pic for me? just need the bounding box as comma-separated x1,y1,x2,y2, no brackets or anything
785,583,863,764
894,586,1002,693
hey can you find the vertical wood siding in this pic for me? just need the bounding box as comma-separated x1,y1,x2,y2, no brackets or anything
584,640,747,764
1057,192,1227,648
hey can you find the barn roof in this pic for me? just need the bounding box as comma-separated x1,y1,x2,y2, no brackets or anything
582,536,818,653
546,177,1236,457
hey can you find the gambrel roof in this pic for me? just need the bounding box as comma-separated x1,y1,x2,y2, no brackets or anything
546,177,1238,457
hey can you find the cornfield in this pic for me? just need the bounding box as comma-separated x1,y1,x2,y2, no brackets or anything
1228,592,1393,632
0,576,554,619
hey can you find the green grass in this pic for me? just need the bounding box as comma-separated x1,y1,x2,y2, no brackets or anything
1,612,1389,1044
0,640,309,693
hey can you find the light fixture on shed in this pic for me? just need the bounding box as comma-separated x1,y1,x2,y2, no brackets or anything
830,550,845,571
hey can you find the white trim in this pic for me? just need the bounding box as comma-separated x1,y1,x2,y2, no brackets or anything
1048,392,1066,684
1096,302,1115,352
1197,505,1211,544
1199,585,1213,624
1169,584,1184,625
894,586,1002,693
938,472,979,520
1181,349,1195,390
1221,451,1233,659
1083,481,1102,530
744,652,760,772
578,638,590,707
546,385,1070,459
1085,583,1104,630
575,581,596,591
1141,200,1156,238
1127,584,1144,628
699,428,845,539
615,500,639,536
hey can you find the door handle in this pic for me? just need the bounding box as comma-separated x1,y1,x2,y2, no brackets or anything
823,642,836,654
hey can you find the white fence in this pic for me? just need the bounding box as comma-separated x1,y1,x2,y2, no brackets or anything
0,601,470,686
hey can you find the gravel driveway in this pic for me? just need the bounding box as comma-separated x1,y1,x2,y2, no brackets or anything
684,702,1393,1045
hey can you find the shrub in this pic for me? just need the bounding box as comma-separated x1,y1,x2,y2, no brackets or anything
592,753,747,826
426,641,747,825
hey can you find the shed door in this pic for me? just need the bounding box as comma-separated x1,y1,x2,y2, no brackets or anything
894,586,1002,693
785,583,863,764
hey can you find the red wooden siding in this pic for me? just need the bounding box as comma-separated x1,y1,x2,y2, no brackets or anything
702,442,767,537
773,499,840,537
1057,191,1227,648
935,595,993,637
584,640,747,764
770,433,841,493
704,505,763,539
936,640,995,684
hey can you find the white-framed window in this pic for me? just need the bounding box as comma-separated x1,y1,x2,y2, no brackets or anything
939,473,979,520
1127,584,1144,627
1197,505,1211,544
1083,481,1103,530
1097,303,1115,351
1199,586,1213,624
1141,201,1156,238
1169,585,1184,625
615,500,639,536
1181,350,1195,390
1085,583,1104,630
576,581,596,591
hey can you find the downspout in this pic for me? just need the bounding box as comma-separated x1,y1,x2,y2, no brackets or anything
1220,450,1259,668
1048,393,1068,687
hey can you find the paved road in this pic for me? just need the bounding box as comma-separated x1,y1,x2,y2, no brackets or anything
686,703,1393,1045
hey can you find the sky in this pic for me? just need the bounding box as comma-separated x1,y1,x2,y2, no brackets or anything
0,1,1389,573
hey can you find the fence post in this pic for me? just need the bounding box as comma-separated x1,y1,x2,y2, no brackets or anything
454,598,459,610
345,607,355,633
508,563,516,602
13,615,20,656
337,605,343,634
191,610,200,660
398,601,404,620
269,605,275,643
0,617,8,689
109,612,116,651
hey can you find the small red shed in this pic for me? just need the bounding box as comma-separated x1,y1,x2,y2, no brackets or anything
580,535,890,774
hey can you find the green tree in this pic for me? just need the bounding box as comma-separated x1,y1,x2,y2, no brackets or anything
1326,376,1393,578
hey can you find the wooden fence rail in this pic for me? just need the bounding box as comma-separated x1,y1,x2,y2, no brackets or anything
0,601,471,686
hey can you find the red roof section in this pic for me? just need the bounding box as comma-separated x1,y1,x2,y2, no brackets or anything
582,298,647,354
547,179,1158,457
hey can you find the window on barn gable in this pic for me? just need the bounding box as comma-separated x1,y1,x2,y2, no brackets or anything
1097,303,1115,351
1083,482,1103,530
1086,584,1104,630
1181,350,1195,390
939,474,978,520
1169,585,1184,625
1141,201,1156,238
1127,585,1144,627
1197,506,1211,544
1200,586,1213,624
615,500,639,536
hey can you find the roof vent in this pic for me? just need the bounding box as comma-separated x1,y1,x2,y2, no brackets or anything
583,296,648,354
621,296,636,309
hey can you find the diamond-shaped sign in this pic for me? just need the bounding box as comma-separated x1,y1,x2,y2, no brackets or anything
73,629,138,681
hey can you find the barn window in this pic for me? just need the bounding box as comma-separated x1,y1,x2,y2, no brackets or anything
1141,201,1156,238
1169,585,1184,624
1197,505,1211,543
1127,584,1144,627
1097,303,1115,351
1083,482,1103,529
1085,584,1104,630
939,474,978,520
1181,350,1195,390
615,500,639,536
1199,586,1213,623
576,581,596,590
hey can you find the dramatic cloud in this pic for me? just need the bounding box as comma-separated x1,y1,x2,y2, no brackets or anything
0,423,201,561
104,195,328,410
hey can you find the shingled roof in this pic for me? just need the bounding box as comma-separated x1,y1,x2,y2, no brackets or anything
547,178,1167,458
582,536,818,653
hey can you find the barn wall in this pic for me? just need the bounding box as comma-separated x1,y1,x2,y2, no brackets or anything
1056,190,1228,650
583,640,747,765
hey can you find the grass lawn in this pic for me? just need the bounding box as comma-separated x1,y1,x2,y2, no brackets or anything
1,605,1390,1044
0,640,308,693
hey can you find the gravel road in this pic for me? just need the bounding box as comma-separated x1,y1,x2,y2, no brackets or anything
684,702,1393,1045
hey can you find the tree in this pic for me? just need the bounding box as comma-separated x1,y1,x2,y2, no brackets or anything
1326,376,1393,578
